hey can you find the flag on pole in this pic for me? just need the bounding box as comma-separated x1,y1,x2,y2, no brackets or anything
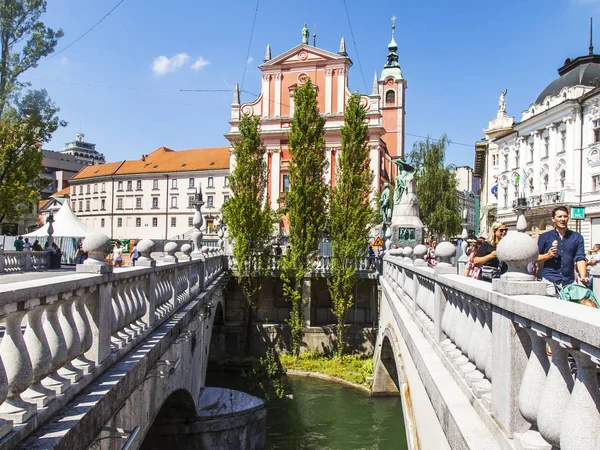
491,179,498,199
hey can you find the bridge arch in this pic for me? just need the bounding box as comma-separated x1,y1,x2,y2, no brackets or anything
372,327,403,395
140,388,197,449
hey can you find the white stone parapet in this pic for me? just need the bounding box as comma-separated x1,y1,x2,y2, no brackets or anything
0,253,225,444
2,251,50,273
381,255,600,450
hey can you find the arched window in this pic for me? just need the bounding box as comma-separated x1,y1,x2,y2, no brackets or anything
528,177,534,194
543,174,549,191
385,90,395,105
559,170,566,188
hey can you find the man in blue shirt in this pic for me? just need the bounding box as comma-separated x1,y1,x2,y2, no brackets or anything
537,206,588,296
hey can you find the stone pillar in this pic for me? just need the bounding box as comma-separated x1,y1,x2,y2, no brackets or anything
492,310,530,437
434,241,456,275
137,239,156,268
262,74,270,118
77,231,113,274
84,283,113,365
337,68,346,113
274,73,282,117
270,149,281,210
324,68,333,114
144,272,157,326
547,124,558,191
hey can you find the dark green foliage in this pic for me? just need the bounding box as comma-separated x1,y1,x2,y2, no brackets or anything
327,93,376,357
280,79,328,356
245,345,286,401
222,115,275,349
407,135,461,239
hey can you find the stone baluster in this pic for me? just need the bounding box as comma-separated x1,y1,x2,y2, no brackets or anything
517,324,549,430
0,310,36,423
559,345,600,450
72,287,96,374
57,292,84,382
116,283,133,343
0,357,12,438
22,303,56,407
132,277,148,330
143,272,157,327
536,332,574,448
122,280,140,337
42,298,71,394
110,285,125,351
472,301,491,377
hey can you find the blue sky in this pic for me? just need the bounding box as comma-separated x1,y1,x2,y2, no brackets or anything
25,0,600,167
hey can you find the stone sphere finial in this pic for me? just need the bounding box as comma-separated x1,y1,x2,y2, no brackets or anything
390,248,402,256
137,239,155,264
81,232,112,267
436,241,455,266
413,244,427,267
164,241,178,262
181,243,192,255
402,246,413,261
202,246,209,254
496,231,538,281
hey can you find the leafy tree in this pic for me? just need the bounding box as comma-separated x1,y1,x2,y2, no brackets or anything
327,93,376,357
0,89,64,223
280,79,328,356
0,0,63,116
407,135,461,239
222,114,275,352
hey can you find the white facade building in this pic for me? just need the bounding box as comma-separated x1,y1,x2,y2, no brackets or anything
68,146,230,240
455,166,479,236
477,46,600,247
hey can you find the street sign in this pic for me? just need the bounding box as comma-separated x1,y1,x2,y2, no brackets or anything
570,206,585,220
372,236,383,247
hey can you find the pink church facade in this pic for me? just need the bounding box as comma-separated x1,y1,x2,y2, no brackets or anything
226,24,406,215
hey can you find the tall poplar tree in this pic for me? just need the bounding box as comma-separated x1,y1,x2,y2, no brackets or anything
280,79,328,356
328,93,376,357
222,115,275,351
407,135,461,239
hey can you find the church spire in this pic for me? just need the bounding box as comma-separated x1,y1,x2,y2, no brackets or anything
385,15,400,68
371,72,379,96
264,44,271,62
338,37,347,56
233,83,240,105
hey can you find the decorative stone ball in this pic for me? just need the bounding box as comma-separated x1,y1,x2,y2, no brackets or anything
137,239,155,256
164,242,178,255
413,244,427,259
403,247,413,258
390,248,402,256
181,244,192,255
82,231,112,254
202,246,209,254
496,231,538,275
436,242,455,263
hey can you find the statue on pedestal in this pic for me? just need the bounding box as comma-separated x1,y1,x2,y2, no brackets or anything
379,182,391,225
302,24,309,44
392,158,415,205
499,89,507,113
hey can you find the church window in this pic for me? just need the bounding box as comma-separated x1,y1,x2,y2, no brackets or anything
559,170,566,188
385,90,395,105
282,174,290,192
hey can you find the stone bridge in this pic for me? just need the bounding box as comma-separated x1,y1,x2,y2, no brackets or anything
0,244,250,450
373,243,600,450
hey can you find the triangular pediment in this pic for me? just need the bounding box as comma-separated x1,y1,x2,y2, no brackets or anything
261,44,349,67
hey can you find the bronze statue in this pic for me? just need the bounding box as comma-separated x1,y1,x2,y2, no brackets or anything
379,182,391,224
302,24,309,44
392,158,415,205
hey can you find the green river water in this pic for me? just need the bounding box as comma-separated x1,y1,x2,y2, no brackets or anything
205,371,408,450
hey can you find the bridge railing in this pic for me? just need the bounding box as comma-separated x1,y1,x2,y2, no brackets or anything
1,250,50,272
226,254,380,275
0,248,224,442
383,251,600,449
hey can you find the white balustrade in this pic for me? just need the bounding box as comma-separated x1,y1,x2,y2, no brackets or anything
2,251,50,272
0,250,224,443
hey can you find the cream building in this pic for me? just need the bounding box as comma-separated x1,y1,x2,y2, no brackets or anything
477,42,600,246
68,146,230,240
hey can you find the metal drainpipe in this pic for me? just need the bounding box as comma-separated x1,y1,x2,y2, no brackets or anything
165,174,169,240
579,101,584,233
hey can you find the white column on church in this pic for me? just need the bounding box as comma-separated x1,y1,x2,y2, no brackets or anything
547,124,558,191
564,114,576,192
270,149,281,210
324,148,332,186
337,68,346,113
289,91,295,117
369,145,380,198
532,131,542,197
262,74,270,118
325,69,333,114
274,73,282,117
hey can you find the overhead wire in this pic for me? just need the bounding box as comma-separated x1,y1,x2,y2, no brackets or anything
51,0,128,58
240,0,261,93
341,0,368,93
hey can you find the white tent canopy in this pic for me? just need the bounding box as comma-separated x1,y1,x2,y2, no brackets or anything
25,201,90,238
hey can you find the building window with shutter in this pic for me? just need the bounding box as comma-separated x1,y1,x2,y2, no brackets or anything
136,218,141,227
101,218,105,227
136,198,142,209
127,180,132,191
188,216,193,227
117,198,123,209
152,217,158,227
136,180,142,190
117,218,123,227
189,178,195,188
171,217,176,227
153,179,159,190
207,195,214,207
171,197,177,208
152,197,159,209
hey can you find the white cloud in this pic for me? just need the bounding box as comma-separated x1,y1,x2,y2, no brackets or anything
191,56,211,71
152,53,189,76
246,56,254,64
